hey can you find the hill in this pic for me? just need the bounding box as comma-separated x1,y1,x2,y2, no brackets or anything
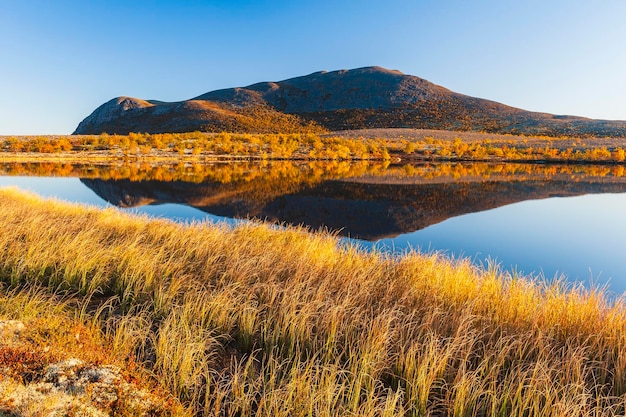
74,66,626,137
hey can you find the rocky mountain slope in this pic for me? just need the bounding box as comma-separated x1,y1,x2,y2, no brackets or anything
74,66,626,137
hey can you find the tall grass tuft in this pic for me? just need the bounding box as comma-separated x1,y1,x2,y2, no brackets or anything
1,187,626,416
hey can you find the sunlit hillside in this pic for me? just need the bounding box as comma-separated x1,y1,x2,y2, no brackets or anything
73,67,626,138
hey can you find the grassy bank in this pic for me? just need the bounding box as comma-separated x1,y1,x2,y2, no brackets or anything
1,188,626,416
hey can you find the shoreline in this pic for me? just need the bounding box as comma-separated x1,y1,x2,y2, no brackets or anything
2,129,626,164
2,151,626,165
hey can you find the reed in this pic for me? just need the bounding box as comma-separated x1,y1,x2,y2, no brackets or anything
1,187,625,416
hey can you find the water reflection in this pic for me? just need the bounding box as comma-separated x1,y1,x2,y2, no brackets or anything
3,161,626,238
1,160,626,291
375,193,626,285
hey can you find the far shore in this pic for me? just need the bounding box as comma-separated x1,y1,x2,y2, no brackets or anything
2,128,626,164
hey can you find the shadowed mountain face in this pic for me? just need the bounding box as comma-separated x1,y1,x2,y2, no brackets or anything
74,66,626,137
80,175,626,240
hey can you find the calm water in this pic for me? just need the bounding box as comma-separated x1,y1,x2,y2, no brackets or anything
1,161,626,294
373,194,626,287
0,176,230,223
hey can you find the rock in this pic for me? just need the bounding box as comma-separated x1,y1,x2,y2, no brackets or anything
0,320,25,341
0,358,167,416
42,359,165,414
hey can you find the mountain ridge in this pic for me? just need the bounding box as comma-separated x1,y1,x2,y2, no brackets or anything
74,66,626,137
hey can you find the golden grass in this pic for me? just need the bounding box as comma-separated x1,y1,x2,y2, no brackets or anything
0,285,187,416
1,187,626,416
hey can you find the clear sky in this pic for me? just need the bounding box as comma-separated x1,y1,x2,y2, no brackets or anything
2,0,625,134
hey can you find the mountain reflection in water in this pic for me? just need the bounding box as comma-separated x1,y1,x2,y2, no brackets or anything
39,161,622,241
3,160,626,290
3,160,626,240
80,177,625,240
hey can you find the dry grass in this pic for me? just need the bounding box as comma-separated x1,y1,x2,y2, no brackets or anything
0,286,186,416
1,187,625,416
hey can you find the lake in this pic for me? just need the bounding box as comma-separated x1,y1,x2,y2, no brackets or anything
1,160,626,294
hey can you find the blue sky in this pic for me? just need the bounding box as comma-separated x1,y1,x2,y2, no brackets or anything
2,0,625,134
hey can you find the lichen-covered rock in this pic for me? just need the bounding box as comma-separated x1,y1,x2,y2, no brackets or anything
0,320,25,342
0,377,109,417
1,358,169,416
44,359,165,414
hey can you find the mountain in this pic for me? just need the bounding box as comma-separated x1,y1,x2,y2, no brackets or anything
74,66,626,137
